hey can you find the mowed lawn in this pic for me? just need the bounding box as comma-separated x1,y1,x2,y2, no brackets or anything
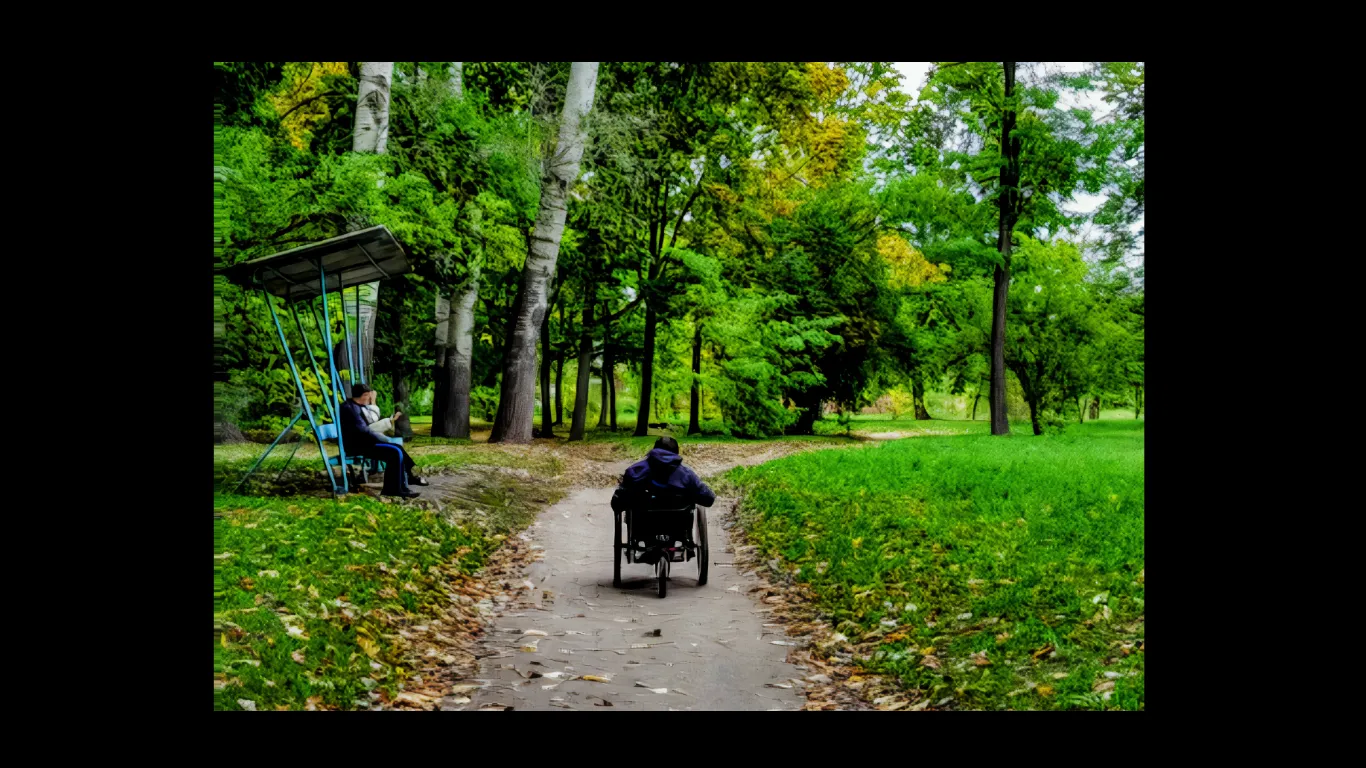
731,419,1144,710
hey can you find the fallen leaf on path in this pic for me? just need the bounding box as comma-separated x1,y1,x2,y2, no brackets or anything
520,640,540,652
1031,644,1054,660
765,683,793,689
237,699,257,711
1036,686,1054,697
448,696,471,705
522,630,548,637
921,655,942,670
1093,680,1116,693
969,651,992,666
291,650,306,664
581,675,612,683
1052,672,1068,680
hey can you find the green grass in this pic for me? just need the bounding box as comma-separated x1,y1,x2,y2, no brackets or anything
214,493,498,711
730,419,1144,711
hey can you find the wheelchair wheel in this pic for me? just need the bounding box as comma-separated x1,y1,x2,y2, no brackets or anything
656,555,668,598
613,510,623,588
696,507,709,586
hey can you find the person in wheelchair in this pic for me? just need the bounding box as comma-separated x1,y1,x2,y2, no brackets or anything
611,436,715,563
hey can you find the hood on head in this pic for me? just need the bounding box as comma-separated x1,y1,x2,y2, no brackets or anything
645,448,682,474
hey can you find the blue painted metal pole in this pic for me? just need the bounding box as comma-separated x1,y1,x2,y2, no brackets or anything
310,304,343,405
291,304,335,421
231,409,303,494
354,285,365,384
266,292,337,495
320,264,349,494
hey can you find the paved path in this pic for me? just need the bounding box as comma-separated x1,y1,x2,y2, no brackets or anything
452,459,809,711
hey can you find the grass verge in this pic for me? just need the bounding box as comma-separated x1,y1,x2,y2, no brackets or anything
213,493,502,711
729,419,1145,711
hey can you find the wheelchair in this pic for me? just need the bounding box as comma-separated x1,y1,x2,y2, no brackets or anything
613,488,709,598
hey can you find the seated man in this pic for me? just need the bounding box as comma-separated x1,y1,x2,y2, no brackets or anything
358,389,402,443
340,383,429,498
611,435,716,516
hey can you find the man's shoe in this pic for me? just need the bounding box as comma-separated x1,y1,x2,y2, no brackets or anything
384,489,421,499
410,476,430,487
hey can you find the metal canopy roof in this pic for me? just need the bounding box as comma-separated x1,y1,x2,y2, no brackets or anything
222,226,410,302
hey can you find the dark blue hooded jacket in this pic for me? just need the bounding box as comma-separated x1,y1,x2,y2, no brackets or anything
610,448,715,512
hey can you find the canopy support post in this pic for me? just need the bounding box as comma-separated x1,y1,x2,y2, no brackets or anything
291,304,335,422
265,291,337,495
230,409,303,494
320,263,349,495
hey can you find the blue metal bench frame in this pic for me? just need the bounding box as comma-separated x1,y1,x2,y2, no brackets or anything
315,422,401,485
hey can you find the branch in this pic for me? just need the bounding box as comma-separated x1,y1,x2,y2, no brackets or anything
667,175,706,251
276,91,344,122
605,293,644,324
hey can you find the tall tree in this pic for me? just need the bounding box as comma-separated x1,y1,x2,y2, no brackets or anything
431,64,463,431
569,277,595,440
442,265,480,438
490,62,600,444
350,62,408,435
989,61,1021,437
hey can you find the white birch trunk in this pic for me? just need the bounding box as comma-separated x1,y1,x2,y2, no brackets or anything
445,266,480,438
449,62,463,100
350,63,393,395
434,293,451,368
490,61,599,443
353,62,394,154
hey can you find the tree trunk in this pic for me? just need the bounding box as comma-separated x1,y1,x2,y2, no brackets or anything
353,62,394,154
788,393,822,436
1011,362,1042,437
490,62,599,444
431,291,452,430
393,373,414,439
689,320,702,434
442,268,479,439
971,377,986,420
913,376,932,420
598,305,610,428
540,304,553,437
1089,397,1100,420
448,62,463,100
1078,395,1086,424
990,61,1020,438
634,303,658,436
1135,385,1143,418
570,287,595,441
608,344,617,431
